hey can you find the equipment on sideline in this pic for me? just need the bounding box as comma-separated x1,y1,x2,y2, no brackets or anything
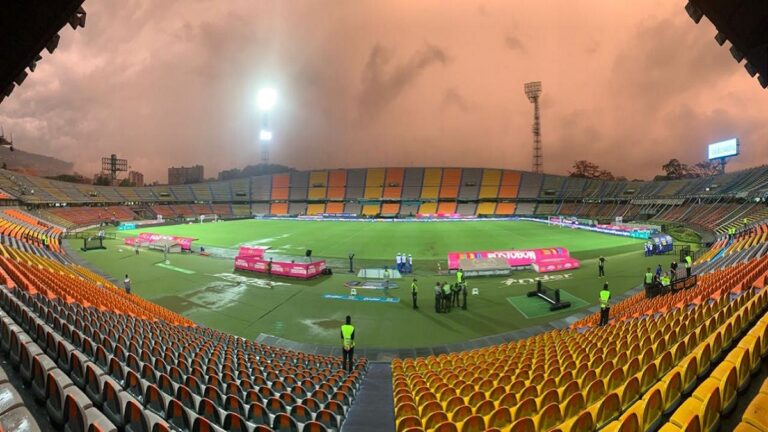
81,236,105,251
527,280,571,311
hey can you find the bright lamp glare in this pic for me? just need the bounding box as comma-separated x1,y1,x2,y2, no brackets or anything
259,129,273,141
257,88,277,111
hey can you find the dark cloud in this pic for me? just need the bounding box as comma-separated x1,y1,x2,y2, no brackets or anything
441,88,469,113
504,35,525,53
357,44,449,121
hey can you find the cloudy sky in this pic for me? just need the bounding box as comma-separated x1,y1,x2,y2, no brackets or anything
0,0,765,183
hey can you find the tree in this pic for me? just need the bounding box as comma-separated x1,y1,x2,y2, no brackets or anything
662,158,689,179
661,159,720,180
93,175,112,186
118,178,135,187
691,161,720,177
569,160,615,180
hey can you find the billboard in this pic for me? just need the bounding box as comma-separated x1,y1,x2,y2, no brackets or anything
708,138,739,160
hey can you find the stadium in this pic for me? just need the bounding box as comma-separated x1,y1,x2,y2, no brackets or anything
1,1,768,432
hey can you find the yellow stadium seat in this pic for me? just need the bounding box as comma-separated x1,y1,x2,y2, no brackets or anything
709,363,738,415
533,402,562,431
588,391,621,429
742,394,768,431
733,422,764,432
737,334,763,375
451,405,472,423
560,392,585,421
397,415,422,432
424,410,448,430
603,412,640,432
670,384,721,432
618,376,641,411
508,416,535,432
459,414,486,432
560,411,594,432
725,347,752,392
433,421,458,432
513,397,537,421
486,407,512,430
474,399,494,417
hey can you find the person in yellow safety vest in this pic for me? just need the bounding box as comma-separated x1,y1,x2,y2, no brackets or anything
599,283,611,327
685,255,692,278
442,282,452,312
340,316,355,373
456,269,464,285
661,273,671,288
644,268,654,298
411,278,418,310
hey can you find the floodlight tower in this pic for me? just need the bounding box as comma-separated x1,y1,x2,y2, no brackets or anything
524,81,543,174
257,88,277,164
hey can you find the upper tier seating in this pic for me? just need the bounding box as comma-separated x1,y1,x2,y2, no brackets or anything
48,206,136,227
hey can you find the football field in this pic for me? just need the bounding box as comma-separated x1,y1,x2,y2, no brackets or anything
69,219,673,349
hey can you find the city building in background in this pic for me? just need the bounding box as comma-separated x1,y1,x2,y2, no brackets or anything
168,165,204,185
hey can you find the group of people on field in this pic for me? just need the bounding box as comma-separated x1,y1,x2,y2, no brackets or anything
433,269,468,313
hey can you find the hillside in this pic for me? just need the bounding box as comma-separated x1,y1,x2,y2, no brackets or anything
0,148,73,177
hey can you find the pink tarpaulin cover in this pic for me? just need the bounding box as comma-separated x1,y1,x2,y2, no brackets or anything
447,247,580,273
237,246,268,258
123,233,197,250
234,255,326,279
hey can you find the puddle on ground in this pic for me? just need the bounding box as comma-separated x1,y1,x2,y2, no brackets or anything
301,318,344,336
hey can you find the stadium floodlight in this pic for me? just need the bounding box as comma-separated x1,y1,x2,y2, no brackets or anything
257,88,277,111
259,129,273,141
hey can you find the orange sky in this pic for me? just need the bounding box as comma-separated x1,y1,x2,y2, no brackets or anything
0,0,765,183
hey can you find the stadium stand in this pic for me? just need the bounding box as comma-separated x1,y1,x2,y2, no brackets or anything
458,169,481,201
325,202,344,214
270,203,288,216
383,168,404,200
362,203,380,216
271,174,290,201
479,169,501,200
439,168,461,199
418,202,437,215
251,176,271,201
402,168,424,200
289,172,309,201
288,202,307,216
456,203,477,216
381,203,400,216
364,168,385,199
306,203,326,215
327,170,347,200
517,173,543,199
345,169,366,200
421,169,442,200
476,202,497,215
0,241,369,432
308,171,328,200
392,254,768,432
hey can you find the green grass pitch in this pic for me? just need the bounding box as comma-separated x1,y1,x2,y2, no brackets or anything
69,219,676,349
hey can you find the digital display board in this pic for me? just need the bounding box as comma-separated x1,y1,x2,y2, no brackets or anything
708,138,739,160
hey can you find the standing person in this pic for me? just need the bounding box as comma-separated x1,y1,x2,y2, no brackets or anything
123,274,131,294
383,266,391,285
599,283,611,326
267,258,273,277
395,253,402,272
685,254,692,277
456,268,464,286
462,283,468,310
434,282,442,313
644,268,654,298
410,278,418,310
598,256,606,277
671,260,678,279
442,282,452,312
452,283,461,307
134,243,139,255
656,264,663,278
340,316,355,373
407,254,413,273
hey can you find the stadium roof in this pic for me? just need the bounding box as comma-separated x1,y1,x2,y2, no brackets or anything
0,0,86,105
686,0,768,88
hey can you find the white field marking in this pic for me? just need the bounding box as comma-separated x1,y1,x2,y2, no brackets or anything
208,273,291,288
236,233,291,247
501,273,574,286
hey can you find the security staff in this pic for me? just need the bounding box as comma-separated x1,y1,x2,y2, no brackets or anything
644,268,654,298
410,278,418,309
462,283,468,310
456,269,464,285
452,283,461,307
340,316,355,373
442,282,452,312
599,283,611,327
383,267,391,288
598,256,606,277
434,283,442,313
684,255,692,277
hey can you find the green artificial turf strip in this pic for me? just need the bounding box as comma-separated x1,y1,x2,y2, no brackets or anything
71,219,674,349
506,290,590,319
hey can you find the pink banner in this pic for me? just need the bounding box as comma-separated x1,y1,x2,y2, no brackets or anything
416,213,464,219
123,232,197,250
234,256,326,279
448,247,572,269
532,257,581,273
237,246,268,258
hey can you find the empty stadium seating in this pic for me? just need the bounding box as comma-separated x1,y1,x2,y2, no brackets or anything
392,254,768,432
0,235,369,432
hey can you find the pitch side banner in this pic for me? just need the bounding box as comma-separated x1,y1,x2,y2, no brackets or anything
132,232,197,250
447,247,571,269
234,255,326,279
